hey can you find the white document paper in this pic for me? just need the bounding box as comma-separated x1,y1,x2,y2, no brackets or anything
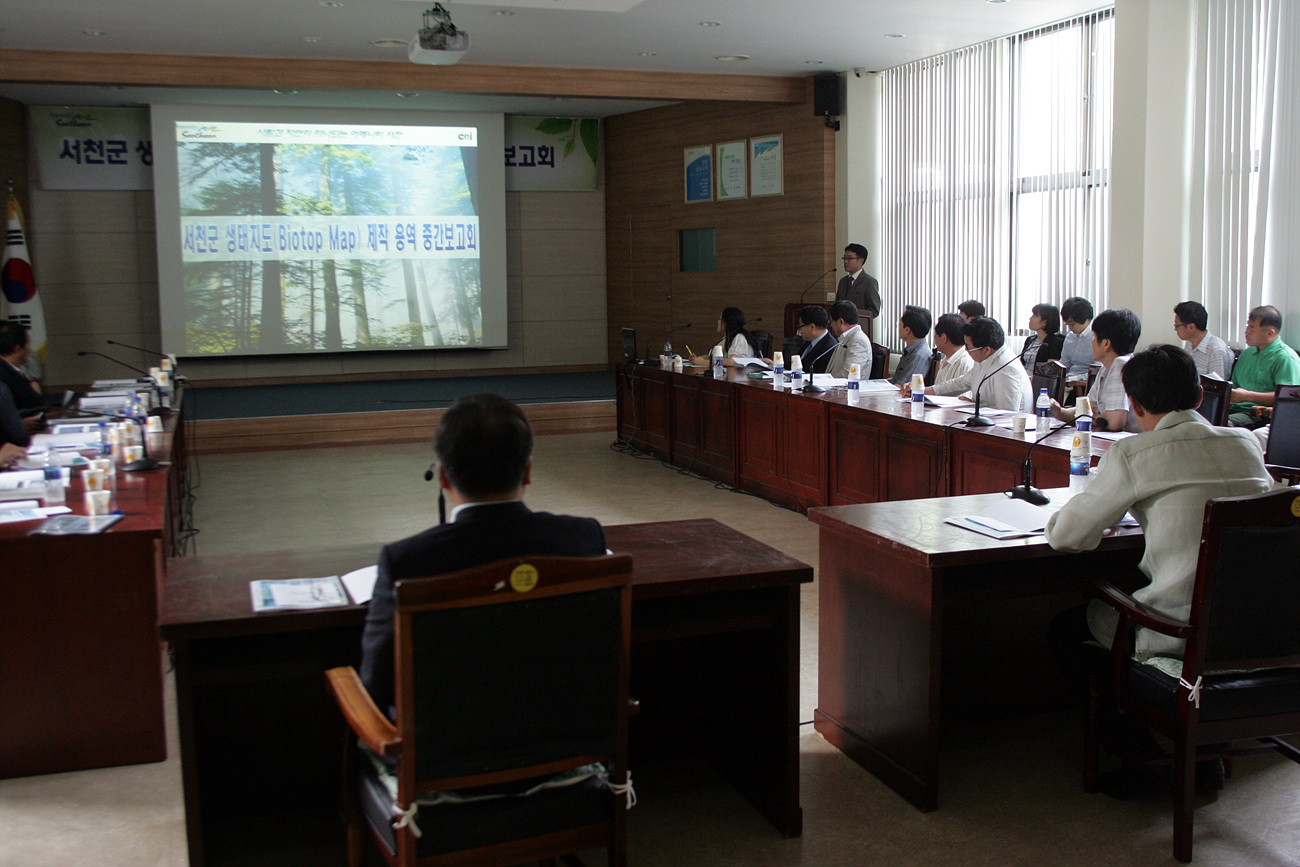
341,565,379,605
734,357,773,370
0,505,71,524
250,575,350,612
946,497,1053,539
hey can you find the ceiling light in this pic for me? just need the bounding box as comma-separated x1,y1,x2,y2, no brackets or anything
82,29,106,36
805,60,823,65
715,55,749,62
319,1,344,7
371,38,407,47
396,91,421,98
272,89,299,95
885,33,905,38
303,36,322,43
987,0,1008,4
699,21,721,27
491,9,514,15
638,51,657,57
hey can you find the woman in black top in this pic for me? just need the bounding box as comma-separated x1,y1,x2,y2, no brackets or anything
1021,303,1065,368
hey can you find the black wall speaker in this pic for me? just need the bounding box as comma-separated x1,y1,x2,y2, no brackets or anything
813,73,842,118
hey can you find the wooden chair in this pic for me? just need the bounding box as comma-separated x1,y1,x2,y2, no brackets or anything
1031,359,1068,406
1084,489,1300,862
1195,375,1232,427
326,554,634,867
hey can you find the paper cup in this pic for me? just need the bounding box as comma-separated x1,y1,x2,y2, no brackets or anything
1012,414,1028,435
83,469,107,491
89,457,114,477
146,415,163,433
123,445,144,463
86,489,112,516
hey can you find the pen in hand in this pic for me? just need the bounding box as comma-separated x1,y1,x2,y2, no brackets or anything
685,345,693,358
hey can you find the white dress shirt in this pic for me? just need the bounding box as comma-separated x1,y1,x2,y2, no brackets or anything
934,346,975,392
931,343,1033,413
1186,331,1235,381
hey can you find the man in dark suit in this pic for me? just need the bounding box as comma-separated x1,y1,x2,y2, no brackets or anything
795,305,837,374
359,393,606,718
835,243,882,335
0,322,43,417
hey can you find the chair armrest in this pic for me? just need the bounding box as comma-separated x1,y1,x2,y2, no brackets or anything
325,666,402,757
1087,580,1192,638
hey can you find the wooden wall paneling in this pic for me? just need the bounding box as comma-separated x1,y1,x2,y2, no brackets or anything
879,414,946,502
639,371,672,459
737,385,785,494
605,97,835,367
669,373,702,468
828,404,884,505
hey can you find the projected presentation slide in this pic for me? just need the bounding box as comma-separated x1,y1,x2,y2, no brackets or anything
154,109,506,357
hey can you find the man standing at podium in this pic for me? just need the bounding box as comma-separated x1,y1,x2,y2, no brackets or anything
359,393,606,718
836,244,882,336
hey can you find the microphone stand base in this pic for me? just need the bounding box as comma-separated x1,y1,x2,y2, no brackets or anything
964,416,996,427
1008,485,1051,506
802,384,825,393
123,458,161,472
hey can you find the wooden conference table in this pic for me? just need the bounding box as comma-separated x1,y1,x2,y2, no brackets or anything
0,417,186,780
159,518,811,867
809,489,1145,812
616,362,1099,509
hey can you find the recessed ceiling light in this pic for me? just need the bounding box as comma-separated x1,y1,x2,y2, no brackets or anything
805,60,823,65
396,92,421,98
638,51,657,57
319,1,343,7
371,38,407,47
82,29,106,36
303,36,322,43
491,9,514,15
699,21,721,27
715,55,749,62
987,0,1008,4
884,33,905,38
272,89,299,95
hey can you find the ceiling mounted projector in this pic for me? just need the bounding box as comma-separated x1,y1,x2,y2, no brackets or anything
409,3,469,65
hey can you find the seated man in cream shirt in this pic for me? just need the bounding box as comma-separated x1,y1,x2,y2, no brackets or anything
825,300,873,379
932,312,975,392
906,316,1032,413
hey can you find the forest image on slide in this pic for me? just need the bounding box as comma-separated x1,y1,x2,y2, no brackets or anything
178,140,481,354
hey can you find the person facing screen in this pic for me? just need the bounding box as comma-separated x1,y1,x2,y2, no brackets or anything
690,307,755,368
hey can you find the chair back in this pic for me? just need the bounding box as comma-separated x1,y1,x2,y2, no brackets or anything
1031,360,1068,406
923,350,942,387
1196,375,1232,426
1264,396,1300,479
1187,490,1300,672
746,330,772,359
392,555,632,795
869,342,889,380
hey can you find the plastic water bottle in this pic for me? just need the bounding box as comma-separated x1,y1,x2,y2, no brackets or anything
772,352,785,390
662,338,673,360
847,363,860,389
1035,388,1051,434
1070,417,1092,493
711,347,725,379
42,452,65,506
98,422,112,459
911,373,925,403
789,355,804,390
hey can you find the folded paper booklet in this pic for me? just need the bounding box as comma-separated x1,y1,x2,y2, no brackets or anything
946,497,1053,539
250,575,350,612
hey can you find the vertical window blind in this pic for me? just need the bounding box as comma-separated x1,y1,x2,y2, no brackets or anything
1192,0,1299,347
881,10,1114,350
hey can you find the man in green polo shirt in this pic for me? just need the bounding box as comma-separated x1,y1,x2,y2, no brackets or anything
1229,305,1300,428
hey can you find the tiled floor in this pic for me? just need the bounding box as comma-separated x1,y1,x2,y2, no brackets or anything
3,431,1298,866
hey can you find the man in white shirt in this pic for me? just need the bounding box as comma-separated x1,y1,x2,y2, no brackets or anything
1051,308,1142,433
932,313,974,391
826,300,873,379
1059,296,1096,383
909,316,1033,412
1173,300,1234,381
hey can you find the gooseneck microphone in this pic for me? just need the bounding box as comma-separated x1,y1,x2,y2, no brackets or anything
1006,418,1084,506
799,268,838,304
77,350,150,378
965,351,1021,427
106,339,163,358
800,336,838,394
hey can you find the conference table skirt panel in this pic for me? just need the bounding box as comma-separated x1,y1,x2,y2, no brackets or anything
616,363,1097,508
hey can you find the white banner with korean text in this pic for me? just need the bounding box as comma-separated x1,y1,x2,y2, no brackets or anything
30,106,154,190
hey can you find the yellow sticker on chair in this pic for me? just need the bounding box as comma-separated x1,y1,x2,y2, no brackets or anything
1291,496,1300,518
509,564,539,593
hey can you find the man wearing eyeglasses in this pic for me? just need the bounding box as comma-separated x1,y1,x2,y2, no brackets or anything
835,243,882,337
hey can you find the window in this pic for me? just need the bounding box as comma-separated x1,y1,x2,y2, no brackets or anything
880,10,1114,351
679,228,716,272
